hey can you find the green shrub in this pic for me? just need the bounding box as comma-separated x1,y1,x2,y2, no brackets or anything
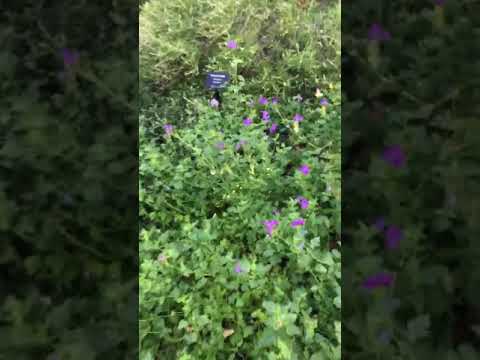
140,0,340,97
342,2,480,359
139,87,341,359
1,3,137,360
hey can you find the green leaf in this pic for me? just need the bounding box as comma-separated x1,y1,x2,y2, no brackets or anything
257,328,278,348
286,324,301,336
277,338,292,359
407,314,430,342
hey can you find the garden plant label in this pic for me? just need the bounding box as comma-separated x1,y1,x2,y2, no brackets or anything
205,71,230,90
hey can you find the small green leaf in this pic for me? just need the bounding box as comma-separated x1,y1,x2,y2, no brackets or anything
407,314,430,342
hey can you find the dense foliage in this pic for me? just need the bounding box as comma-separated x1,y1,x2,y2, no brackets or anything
140,0,341,359
343,1,480,358
140,0,340,99
1,3,137,360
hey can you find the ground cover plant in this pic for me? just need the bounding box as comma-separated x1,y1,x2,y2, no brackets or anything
1,4,137,359
342,1,480,359
140,0,341,359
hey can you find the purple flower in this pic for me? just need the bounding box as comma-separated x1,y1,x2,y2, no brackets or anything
269,123,278,135
293,113,304,122
373,217,386,232
297,196,309,209
163,124,174,136
298,164,310,175
291,218,305,228
271,97,279,105
210,98,219,108
235,139,247,151
293,94,303,102
243,118,253,126
216,142,225,150
259,96,269,106
434,0,445,6
362,272,394,290
320,98,329,106
263,219,279,236
234,262,243,273
368,23,391,41
227,40,238,49
62,48,79,67
261,111,270,122
383,145,406,168
385,225,403,249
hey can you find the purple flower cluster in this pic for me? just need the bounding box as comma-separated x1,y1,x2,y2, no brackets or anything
263,219,279,236
320,98,329,107
293,114,304,122
383,145,406,168
255,95,281,107
62,48,79,67
298,164,310,175
234,262,243,273
368,23,391,41
362,272,395,290
297,196,309,209
259,96,269,105
269,123,278,135
227,40,238,49
163,124,174,137
364,145,408,294
361,11,416,295
262,216,306,236
362,216,405,290
243,118,253,126
291,218,305,228
373,217,404,250
385,225,403,250
261,111,270,122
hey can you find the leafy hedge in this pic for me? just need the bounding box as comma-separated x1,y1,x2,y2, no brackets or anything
140,84,341,359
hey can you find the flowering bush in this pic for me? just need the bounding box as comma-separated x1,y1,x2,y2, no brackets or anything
140,0,340,97
343,1,480,358
140,85,341,358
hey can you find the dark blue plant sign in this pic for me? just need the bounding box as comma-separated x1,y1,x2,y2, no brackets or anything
205,71,230,90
